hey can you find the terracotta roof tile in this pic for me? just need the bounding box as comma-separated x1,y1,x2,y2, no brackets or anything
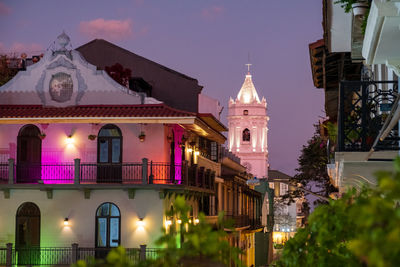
0,104,196,118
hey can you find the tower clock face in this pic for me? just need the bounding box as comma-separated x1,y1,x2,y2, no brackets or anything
49,72,73,102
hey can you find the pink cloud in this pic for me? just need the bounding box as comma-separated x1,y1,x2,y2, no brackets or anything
201,6,224,20
0,2,11,15
79,18,133,41
0,42,44,56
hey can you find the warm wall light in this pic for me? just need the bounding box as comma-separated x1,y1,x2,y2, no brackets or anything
139,132,146,142
137,218,145,227
187,148,193,153
177,219,182,224
194,151,200,156
66,135,74,145
64,218,69,226
194,218,199,224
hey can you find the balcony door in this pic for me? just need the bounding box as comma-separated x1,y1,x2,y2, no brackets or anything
97,125,122,183
95,203,120,258
15,202,40,265
17,125,42,183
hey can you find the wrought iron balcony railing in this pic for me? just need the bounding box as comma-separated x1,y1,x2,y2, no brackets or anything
338,80,400,152
0,159,215,191
0,243,161,266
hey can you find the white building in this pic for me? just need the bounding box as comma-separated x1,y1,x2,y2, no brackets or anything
227,69,269,179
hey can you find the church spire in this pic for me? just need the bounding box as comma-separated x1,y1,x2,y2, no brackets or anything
236,64,260,104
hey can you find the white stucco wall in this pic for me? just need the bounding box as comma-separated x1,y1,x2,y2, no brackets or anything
198,93,223,120
227,101,269,178
0,189,164,248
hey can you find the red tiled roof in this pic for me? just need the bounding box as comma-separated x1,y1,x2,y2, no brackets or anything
0,104,196,118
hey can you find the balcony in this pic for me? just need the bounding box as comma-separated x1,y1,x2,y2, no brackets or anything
338,80,399,152
0,243,162,266
0,159,216,192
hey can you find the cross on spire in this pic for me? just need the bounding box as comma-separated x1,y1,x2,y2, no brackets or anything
245,63,252,73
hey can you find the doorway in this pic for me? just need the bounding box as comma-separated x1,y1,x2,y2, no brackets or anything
15,202,40,265
97,125,122,183
17,125,42,183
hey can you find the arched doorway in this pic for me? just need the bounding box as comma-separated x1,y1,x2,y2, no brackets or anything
95,202,121,257
17,125,42,183
15,202,40,265
97,125,122,183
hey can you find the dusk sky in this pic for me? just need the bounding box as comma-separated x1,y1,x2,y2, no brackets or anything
0,0,325,176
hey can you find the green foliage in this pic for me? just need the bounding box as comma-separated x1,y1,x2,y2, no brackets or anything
276,158,400,267
324,121,337,145
282,126,336,206
148,196,241,267
334,0,357,13
361,8,370,35
72,246,135,267
334,0,370,35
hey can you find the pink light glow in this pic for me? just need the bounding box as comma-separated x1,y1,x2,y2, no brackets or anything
40,164,74,184
173,125,184,184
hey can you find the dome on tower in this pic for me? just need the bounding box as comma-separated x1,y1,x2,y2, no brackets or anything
236,72,261,104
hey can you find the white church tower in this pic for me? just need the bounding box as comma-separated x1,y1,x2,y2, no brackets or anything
228,66,269,178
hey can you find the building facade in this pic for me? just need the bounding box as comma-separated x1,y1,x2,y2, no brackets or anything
0,33,262,266
309,0,400,195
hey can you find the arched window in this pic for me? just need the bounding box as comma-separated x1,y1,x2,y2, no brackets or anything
243,128,250,142
16,202,41,265
95,202,121,249
97,125,122,183
17,125,42,183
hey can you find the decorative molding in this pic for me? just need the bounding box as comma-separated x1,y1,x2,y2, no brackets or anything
3,189,10,199
84,189,91,199
47,56,76,70
35,72,47,105
75,69,88,105
50,51,72,61
46,189,53,199
128,189,136,199
159,190,166,199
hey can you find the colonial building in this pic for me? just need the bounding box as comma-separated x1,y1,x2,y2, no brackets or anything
0,33,262,266
227,68,269,179
309,0,400,195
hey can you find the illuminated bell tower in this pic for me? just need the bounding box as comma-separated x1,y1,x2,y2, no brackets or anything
228,65,269,178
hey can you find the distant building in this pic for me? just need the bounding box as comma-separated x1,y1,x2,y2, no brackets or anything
76,39,202,113
267,170,306,260
227,69,269,179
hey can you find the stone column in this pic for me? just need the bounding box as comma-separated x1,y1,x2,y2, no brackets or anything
8,158,14,184
74,159,81,185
